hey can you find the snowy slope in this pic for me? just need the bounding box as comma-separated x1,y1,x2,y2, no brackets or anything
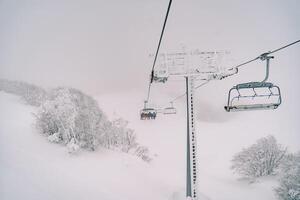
96,90,285,200
1,90,298,200
0,92,176,200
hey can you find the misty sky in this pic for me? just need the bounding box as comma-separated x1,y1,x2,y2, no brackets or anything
0,0,299,94
0,0,300,150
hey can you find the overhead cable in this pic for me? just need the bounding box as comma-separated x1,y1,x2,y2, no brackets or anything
146,0,173,102
168,80,209,105
229,39,300,70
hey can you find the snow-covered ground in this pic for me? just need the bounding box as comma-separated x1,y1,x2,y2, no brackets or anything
0,90,298,200
0,92,168,200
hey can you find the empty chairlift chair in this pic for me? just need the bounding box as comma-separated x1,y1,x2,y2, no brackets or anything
224,55,282,112
163,102,177,114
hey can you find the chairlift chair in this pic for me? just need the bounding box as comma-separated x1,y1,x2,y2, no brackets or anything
225,55,282,112
163,102,177,114
163,107,177,114
140,101,157,120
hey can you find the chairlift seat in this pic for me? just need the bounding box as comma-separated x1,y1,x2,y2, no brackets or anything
163,107,177,114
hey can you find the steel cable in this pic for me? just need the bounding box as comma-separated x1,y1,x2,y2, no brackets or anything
146,0,173,102
229,39,300,70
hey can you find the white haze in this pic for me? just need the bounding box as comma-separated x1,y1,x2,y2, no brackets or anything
0,0,299,146
0,1,300,199
0,0,299,93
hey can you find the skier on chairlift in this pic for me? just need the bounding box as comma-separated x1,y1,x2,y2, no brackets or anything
153,112,157,119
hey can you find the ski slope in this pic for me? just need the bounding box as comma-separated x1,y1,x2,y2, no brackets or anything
1,90,299,200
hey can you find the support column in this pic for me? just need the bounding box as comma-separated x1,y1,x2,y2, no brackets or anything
186,76,198,200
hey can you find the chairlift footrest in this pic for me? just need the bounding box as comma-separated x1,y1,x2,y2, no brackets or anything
224,103,279,112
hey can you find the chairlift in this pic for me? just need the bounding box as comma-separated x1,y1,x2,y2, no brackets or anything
163,102,177,114
140,101,157,120
225,55,282,112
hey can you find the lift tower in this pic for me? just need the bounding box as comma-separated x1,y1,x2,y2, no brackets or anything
185,76,197,199
149,50,235,199
142,1,298,199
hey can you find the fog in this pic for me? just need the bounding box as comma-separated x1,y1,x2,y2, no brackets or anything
1,0,299,94
1,0,300,133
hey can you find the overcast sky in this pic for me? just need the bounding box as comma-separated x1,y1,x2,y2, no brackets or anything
0,0,299,94
0,0,300,150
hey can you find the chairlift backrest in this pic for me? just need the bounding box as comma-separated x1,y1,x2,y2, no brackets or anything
234,82,273,89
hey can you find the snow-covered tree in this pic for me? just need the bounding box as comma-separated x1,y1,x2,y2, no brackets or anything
34,87,151,161
276,152,300,200
35,87,108,152
100,117,151,162
0,79,47,106
1,80,152,160
231,135,286,179
134,145,151,162
68,88,110,150
102,118,137,152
